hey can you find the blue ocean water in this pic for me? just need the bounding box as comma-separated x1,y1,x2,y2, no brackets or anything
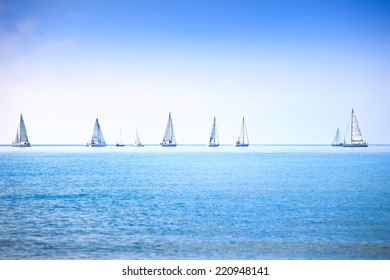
0,145,389,259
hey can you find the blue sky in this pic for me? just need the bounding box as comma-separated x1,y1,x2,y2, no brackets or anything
1,0,389,144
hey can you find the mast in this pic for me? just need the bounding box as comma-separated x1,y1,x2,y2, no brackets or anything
351,109,353,144
241,117,248,144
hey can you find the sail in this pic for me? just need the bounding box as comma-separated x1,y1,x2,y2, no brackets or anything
209,117,219,145
162,112,176,145
351,109,364,143
134,130,143,146
236,117,249,145
19,114,29,143
332,127,342,145
14,129,19,144
118,128,123,145
91,118,106,144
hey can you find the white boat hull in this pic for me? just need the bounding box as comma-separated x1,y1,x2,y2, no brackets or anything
342,143,368,147
86,143,106,147
133,144,144,147
12,142,31,147
208,143,219,147
235,143,249,147
161,143,176,147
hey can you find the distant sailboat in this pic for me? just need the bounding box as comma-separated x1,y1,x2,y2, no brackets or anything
160,112,177,147
133,129,144,147
234,117,249,147
342,109,368,147
331,127,343,146
86,118,106,147
116,128,125,147
12,114,31,147
208,117,219,147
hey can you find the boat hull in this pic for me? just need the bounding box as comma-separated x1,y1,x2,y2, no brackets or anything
86,143,106,147
342,143,368,147
234,143,249,147
331,143,343,147
12,142,31,147
115,144,125,147
160,143,176,147
133,144,144,147
208,143,219,147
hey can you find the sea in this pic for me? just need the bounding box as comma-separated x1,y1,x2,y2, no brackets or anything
0,145,389,260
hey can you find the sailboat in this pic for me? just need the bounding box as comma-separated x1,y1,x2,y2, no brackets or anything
12,114,31,147
234,117,249,147
208,117,219,147
116,128,125,147
342,109,368,147
86,118,106,147
331,127,343,146
160,112,177,147
133,129,144,147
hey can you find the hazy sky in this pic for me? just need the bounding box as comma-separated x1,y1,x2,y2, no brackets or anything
1,0,389,144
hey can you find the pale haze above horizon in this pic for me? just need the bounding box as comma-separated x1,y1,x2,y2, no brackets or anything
1,0,389,144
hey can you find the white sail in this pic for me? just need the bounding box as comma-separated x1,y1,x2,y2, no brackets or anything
331,127,342,146
351,109,364,143
342,109,367,147
161,112,176,146
12,114,30,147
235,117,249,147
208,117,219,147
87,118,106,147
14,129,19,145
134,129,144,147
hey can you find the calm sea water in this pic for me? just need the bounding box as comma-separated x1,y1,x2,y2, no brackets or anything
0,145,389,259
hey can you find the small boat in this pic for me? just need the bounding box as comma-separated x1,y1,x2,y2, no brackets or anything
331,127,343,146
342,109,368,147
133,129,144,147
208,117,219,147
86,118,106,147
234,117,249,147
160,112,177,147
116,128,125,147
12,114,31,147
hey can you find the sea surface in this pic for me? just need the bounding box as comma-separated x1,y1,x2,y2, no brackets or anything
0,145,389,259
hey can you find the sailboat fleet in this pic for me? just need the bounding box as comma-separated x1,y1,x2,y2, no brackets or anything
11,109,369,147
